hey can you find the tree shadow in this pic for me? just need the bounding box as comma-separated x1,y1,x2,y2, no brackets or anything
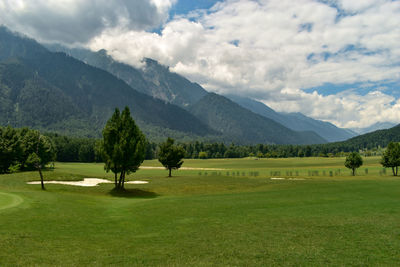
109,188,159,199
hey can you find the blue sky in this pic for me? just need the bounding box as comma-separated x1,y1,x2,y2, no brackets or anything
169,0,220,16
1,0,399,128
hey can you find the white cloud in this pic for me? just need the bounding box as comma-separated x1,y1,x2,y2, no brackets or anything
0,0,174,44
87,0,400,127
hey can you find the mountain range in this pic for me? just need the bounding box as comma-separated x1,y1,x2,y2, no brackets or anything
225,94,357,142
46,43,361,142
2,26,389,145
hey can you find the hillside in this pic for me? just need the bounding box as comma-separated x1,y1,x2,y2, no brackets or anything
189,93,327,145
0,27,216,140
340,124,400,149
226,94,356,142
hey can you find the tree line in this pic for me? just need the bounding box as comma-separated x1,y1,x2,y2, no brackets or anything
0,107,185,190
0,126,392,171
39,138,381,164
0,126,56,189
3,107,400,188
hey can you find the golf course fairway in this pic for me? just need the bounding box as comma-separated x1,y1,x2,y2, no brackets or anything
0,192,23,210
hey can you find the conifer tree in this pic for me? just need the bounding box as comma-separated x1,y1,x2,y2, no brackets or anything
158,137,185,177
101,107,146,189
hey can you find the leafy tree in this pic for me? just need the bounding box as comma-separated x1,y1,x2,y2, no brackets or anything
198,151,208,159
380,142,400,176
101,107,147,189
0,126,21,173
24,131,56,190
344,152,363,176
158,137,185,177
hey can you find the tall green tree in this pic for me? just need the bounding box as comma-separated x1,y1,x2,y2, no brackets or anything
380,142,400,176
158,137,185,177
101,107,147,189
344,152,363,176
0,126,21,173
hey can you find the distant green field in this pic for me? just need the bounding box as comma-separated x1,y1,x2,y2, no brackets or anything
1,157,400,265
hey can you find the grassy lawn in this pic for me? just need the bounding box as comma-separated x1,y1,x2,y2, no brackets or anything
1,157,400,265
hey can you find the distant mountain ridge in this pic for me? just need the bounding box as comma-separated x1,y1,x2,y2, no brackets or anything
226,94,357,142
338,123,400,149
47,44,355,143
189,93,327,145
45,42,327,144
350,122,398,135
46,44,208,108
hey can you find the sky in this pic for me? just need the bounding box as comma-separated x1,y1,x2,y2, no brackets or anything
0,0,399,128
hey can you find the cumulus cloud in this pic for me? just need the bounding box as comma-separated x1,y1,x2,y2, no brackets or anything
0,0,175,44
88,0,400,127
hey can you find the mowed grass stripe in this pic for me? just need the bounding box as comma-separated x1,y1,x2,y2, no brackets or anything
0,192,23,210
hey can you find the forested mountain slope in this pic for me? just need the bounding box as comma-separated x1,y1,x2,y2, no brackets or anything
340,124,400,149
46,45,208,108
189,93,327,145
226,94,356,142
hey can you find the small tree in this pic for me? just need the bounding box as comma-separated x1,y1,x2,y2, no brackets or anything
101,107,146,190
380,142,400,176
24,131,56,190
158,137,185,177
198,151,208,159
344,152,363,176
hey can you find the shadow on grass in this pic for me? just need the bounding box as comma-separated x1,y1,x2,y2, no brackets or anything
109,188,159,199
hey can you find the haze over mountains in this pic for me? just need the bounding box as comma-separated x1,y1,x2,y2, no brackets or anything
0,26,395,144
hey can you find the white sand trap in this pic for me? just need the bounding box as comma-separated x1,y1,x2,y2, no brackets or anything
125,181,148,184
27,178,148,187
270,177,285,180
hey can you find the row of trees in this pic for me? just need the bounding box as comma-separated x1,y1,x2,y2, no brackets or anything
46,134,157,163
45,138,381,163
0,127,56,189
344,142,400,176
3,107,400,190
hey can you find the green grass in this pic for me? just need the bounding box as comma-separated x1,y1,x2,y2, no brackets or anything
1,156,400,265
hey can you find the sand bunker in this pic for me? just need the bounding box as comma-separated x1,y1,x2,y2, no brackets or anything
27,178,148,187
140,166,226,170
